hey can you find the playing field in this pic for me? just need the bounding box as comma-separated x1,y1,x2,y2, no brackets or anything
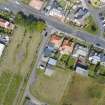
0,25,42,105
62,73,105,105
30,68,73,105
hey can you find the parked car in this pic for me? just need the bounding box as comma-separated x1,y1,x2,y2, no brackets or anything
100,16,104,20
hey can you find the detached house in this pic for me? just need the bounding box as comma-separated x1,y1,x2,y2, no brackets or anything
49,34,63,49
75,55,88,76
59,37,74,55
0,18,14,30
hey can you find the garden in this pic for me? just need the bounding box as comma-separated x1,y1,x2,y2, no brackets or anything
58,54,75,70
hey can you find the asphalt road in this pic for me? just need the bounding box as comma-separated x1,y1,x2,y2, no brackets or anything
0,1,105,49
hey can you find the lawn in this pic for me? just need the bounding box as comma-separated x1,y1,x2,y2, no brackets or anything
0,72,12,102
84,16,99,35
1,73,22,105
62,73,105,105
0,25,42,105
30,68,73,105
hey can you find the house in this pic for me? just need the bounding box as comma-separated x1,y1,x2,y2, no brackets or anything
72,44,89,58
0,18,14,30
100,54,105,66
48,58,57,66
89,54,101,65
49,34,63,49
75,56,88,76
74,7,88,19
89,52,105,65
43,46,54,57
59,37,74,55
29,0,44,10
48,8,65,21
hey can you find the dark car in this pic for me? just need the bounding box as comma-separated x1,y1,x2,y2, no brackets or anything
99,12,103,16
45,32,48,37
100,16,104,20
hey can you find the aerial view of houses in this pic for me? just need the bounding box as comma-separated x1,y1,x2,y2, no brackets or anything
0,0,105,105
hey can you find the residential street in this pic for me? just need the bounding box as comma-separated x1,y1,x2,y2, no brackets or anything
0,1,105,50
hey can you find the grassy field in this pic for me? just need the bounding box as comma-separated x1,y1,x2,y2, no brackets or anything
0,0,7,3
30,67,105,105
62,73,105,105
0,25,42,105
30,68,73,105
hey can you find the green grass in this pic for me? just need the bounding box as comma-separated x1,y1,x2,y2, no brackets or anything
30,68,73,105
88,64,96,77
67,57,75,67
0,72,22,105
0,72,11,102
62,73,105,105
0,10,13,21
58,0,66,8
84,16,99,35
3,74,22,105
0,24,42,105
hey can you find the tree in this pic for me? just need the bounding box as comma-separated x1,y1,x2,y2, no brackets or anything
94,62,100,74
35,21,46,32
15,12,46,32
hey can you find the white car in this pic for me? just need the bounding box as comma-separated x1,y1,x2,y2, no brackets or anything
15,1,20,5
39,64,45,70
4,7,10,11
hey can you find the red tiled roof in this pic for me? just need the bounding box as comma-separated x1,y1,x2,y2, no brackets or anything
0,18,14,30
50,34,62,45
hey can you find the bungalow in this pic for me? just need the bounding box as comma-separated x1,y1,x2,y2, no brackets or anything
100,55,105,66
89,54,101,65
75,56,88,76
49,34,63,49
72,44,89,58
48,58,57,66
74,7,88,19
0,18,14,30
89,52,105,65
59,37,74,55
